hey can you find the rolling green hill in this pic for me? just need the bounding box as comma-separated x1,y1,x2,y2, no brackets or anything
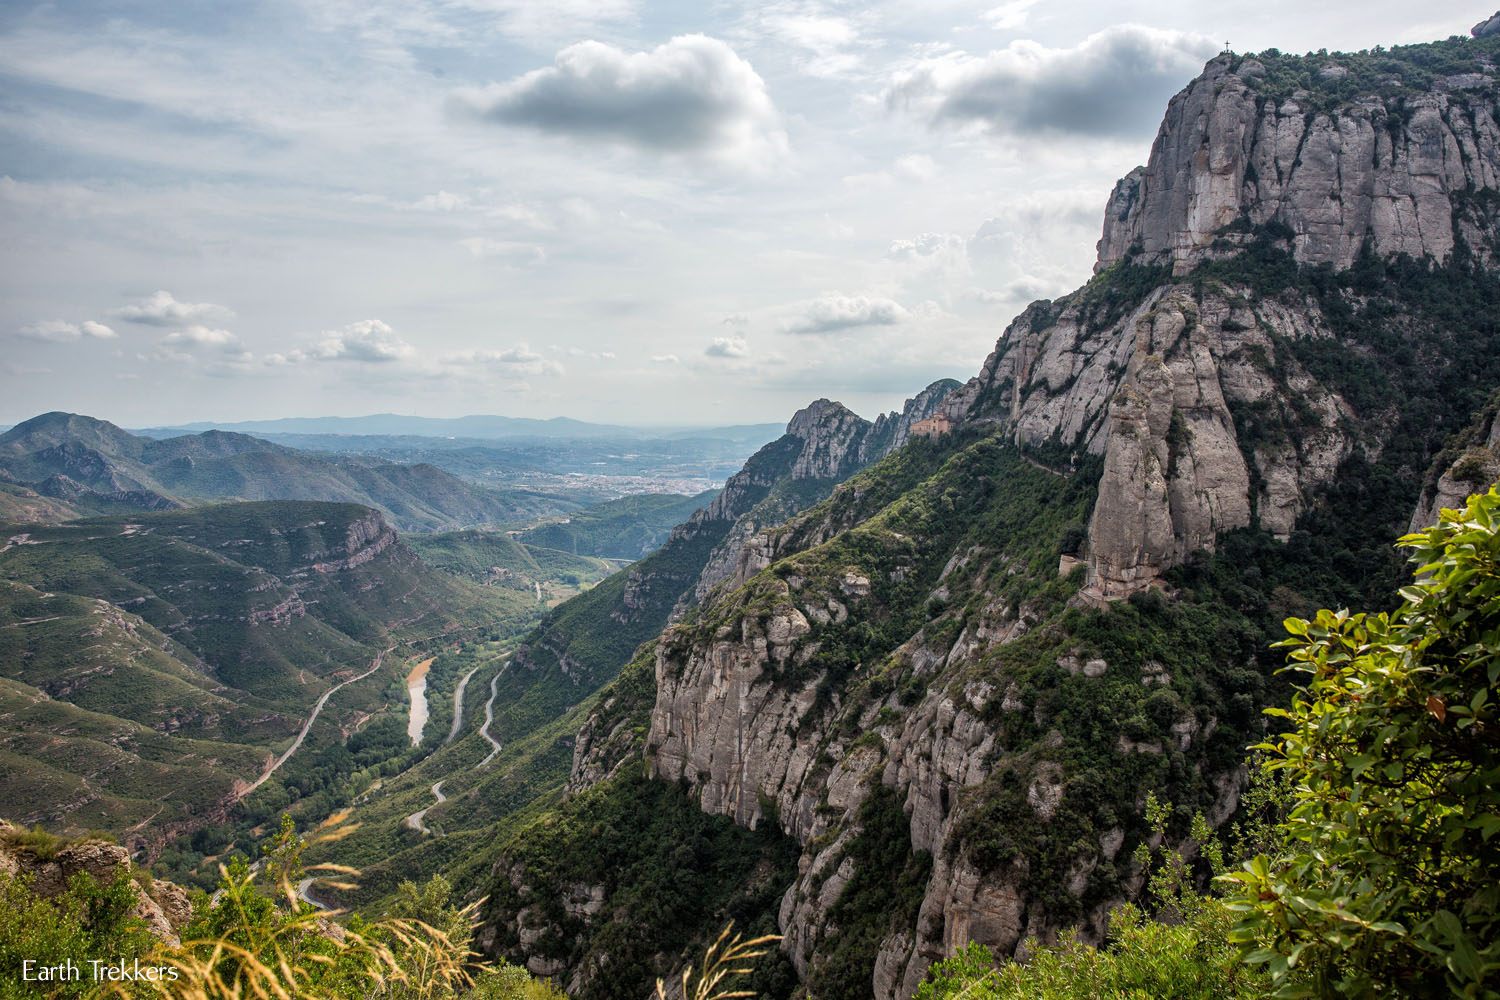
0,501,536,847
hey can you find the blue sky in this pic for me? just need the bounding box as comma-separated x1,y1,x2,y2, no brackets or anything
0,0,1491,426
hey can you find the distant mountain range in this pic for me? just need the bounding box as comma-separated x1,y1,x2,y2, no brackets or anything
0,412,583,532
134,413,785,444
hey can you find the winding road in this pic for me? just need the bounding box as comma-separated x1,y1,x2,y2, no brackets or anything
400,658,509,836
242,646,395,797
296,877,330,911
477,662,506,768
402,780,446,834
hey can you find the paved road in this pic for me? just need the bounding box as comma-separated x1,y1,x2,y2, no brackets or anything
445,664,484,744
242,646,394,796
296,877,330,910
477,663,506,768
402,780,446,835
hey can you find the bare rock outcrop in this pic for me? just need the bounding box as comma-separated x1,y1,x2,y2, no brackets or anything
1095,54,1500,275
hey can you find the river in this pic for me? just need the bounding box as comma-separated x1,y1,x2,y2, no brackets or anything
406,657,434,747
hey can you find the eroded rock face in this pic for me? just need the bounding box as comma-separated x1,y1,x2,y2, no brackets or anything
939,277,1355,598
308,511,399,573
1095,54,1500,276
644,599,1103,1000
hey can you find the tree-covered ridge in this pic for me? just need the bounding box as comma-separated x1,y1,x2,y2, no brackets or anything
1236,30,1500,106
0,412,581,533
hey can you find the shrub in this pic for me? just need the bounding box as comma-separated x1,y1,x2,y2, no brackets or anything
1224,488,1500,997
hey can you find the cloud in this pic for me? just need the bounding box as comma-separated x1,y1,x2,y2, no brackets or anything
162,325,240,349
414,190,465,211
888,232,967,262
705,336,750,358
784,295,909,335
885,25,1218,137
650,353,681,364
17,319,116,342
444,345,564,377
115,290,234,327
458,237,546,264
982,0,1042,31
303,320,416,363
453,35,786,165
757,10,863,78
973,274,1069,304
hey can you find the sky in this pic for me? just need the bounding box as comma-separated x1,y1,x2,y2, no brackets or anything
0,0,1492,427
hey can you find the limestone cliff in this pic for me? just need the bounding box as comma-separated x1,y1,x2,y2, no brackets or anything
1095,51,1500,276
934,32,1500,599
687,381,958,611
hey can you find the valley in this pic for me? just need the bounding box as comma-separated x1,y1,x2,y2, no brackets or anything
2,10,1500,1000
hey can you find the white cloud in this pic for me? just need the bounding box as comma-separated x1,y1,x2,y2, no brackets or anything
784,295,909,335
115,290,234,327
453,35,787,167
757,9,863,78
650,353,681,365
459,237,547,264
705,335,750,358
16,319,116,342
983,0,1042,31
162,325,240,349
414,190,465,211
444,345,564,377
303,319,416,363
885,25,1218,137
888,232,967,262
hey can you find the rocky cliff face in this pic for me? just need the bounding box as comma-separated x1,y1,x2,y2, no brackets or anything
932,35,1500,599
1095,51,1500,276
936,273,1359,598
307,510,399,573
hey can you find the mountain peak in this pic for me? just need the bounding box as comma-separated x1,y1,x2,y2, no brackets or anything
0,411,143,459
1095,33,1500,275
784,398,862,439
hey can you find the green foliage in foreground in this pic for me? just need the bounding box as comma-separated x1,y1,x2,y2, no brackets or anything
1225,488,1500,998
0,814,568,999
0,865,154,999
916,902,1264,1000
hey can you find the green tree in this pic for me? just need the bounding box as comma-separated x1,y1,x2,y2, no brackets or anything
1225,487,1500,997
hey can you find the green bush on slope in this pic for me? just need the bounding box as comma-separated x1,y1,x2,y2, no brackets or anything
1225,487,1500,998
